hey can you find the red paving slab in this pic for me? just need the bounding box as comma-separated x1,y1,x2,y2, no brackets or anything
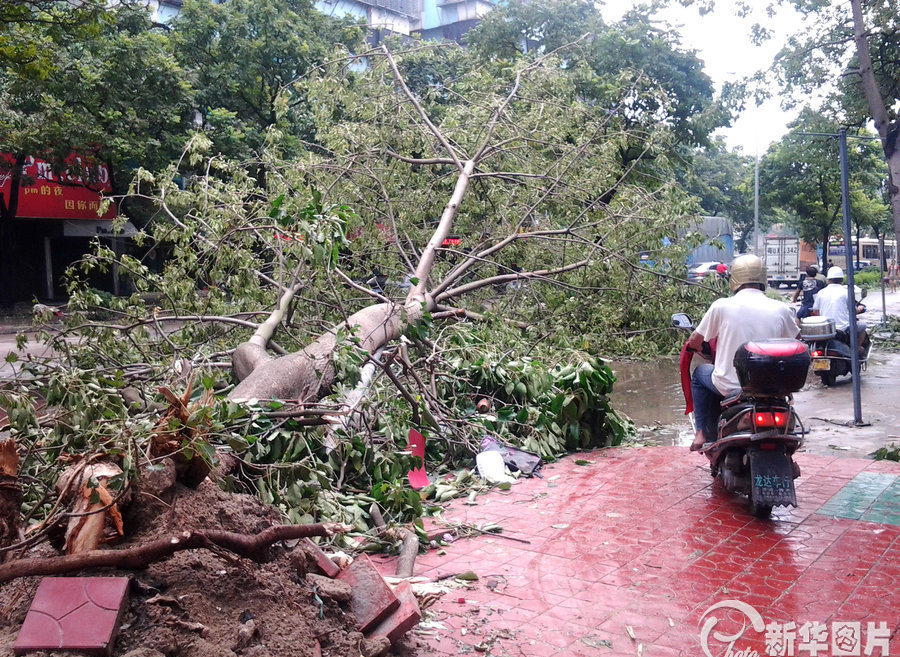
369,580,423,645
337,553,400,633
303,537,342,578
15,576,130,656
385,447,900,657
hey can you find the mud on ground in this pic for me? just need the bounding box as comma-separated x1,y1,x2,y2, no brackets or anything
0,480,371,657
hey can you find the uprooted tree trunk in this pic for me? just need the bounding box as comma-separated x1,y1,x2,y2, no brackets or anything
227,155,479,401
56,460,126,555
225,44,581,404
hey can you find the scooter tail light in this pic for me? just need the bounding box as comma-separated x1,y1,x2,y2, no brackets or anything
754,410,790,431
754,412,774,428
758,442,778,450
811,350,823,357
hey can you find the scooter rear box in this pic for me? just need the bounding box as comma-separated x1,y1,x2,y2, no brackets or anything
733,339,810,395
800,317,836,340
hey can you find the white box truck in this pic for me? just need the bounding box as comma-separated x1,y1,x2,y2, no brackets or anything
764,236,802,287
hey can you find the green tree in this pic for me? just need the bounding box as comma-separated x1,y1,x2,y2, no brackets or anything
466,0,732,167
0,3,192,306
676,138,756,248
0,0,110,73
52,39,702,447
770,0,900,244
759,109,887,271
169,0,365,160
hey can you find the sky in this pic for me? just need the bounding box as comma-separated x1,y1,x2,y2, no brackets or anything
600,0,807,155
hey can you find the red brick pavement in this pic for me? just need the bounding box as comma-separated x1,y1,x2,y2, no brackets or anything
376,447,900,657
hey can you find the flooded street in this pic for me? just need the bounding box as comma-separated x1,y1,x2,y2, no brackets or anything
610,288,900,457
610,348,900,459
609,357,692,448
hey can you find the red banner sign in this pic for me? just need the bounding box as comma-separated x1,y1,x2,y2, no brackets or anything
0,154,116,220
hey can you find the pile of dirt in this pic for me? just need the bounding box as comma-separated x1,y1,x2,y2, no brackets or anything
0,478,378,657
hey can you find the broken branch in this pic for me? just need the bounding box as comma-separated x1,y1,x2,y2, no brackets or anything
0,522,352,584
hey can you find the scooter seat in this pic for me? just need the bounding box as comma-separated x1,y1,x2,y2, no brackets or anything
720,393,743,409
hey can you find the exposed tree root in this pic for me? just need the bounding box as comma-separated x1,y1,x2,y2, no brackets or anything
0,522,351,584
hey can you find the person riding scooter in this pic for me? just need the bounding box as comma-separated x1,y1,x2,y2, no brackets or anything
791,265,825,320
810,266,869,356
686,254,799,451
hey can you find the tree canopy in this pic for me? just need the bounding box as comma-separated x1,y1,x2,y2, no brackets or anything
169,0,365,160
467,0,732,159
769,0,900,241
759,108,888,270
676,138,756,248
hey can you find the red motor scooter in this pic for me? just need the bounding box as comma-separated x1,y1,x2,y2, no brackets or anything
673,313,809,518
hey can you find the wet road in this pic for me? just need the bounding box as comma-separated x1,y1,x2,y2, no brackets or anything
611,352,900,458
611,288,900,459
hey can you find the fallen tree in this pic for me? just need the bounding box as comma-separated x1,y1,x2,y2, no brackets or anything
2,39,717,563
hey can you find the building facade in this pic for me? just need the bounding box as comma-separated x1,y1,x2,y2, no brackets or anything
151,0,498,44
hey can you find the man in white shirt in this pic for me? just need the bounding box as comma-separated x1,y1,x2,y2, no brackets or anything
686,255,799,451
812,266,861,332
811,266,868,349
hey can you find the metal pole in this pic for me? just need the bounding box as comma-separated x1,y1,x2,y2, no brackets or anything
754,152,760,254
879,234,887,325
839,128,863,424
43,236,54,301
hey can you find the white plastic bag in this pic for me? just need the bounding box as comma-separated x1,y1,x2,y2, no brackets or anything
475,450,516,485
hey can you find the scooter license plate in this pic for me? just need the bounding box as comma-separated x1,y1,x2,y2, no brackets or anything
812,358,831,371
749,448,797,507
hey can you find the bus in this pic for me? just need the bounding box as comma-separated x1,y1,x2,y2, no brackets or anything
828,237,897,269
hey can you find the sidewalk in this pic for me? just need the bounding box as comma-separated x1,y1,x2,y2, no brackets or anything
382,447,900,657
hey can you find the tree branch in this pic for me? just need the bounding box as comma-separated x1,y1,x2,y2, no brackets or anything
0,523,351,584
436,258,590,302
381,45,466,171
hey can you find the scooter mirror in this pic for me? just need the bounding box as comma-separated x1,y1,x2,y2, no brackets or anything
671,313,693,329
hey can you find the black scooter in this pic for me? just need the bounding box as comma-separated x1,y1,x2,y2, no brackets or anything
674,314,808,518
800,316,871,386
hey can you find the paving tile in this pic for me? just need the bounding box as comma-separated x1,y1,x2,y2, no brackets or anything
302,537,342,578
337,554,400,633
816,472,897,520
388,447,900,656
15,577,130,657
368,581,421,645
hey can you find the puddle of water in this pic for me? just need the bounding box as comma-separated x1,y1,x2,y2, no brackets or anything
609,352,900,456
609,358,693,447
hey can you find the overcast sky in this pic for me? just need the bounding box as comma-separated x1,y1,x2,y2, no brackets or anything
601,0,807,155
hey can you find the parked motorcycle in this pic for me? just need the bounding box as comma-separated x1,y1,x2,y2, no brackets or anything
799,316,871,386
673,313,808,518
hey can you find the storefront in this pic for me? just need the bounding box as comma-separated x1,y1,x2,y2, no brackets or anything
0,154,136,302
